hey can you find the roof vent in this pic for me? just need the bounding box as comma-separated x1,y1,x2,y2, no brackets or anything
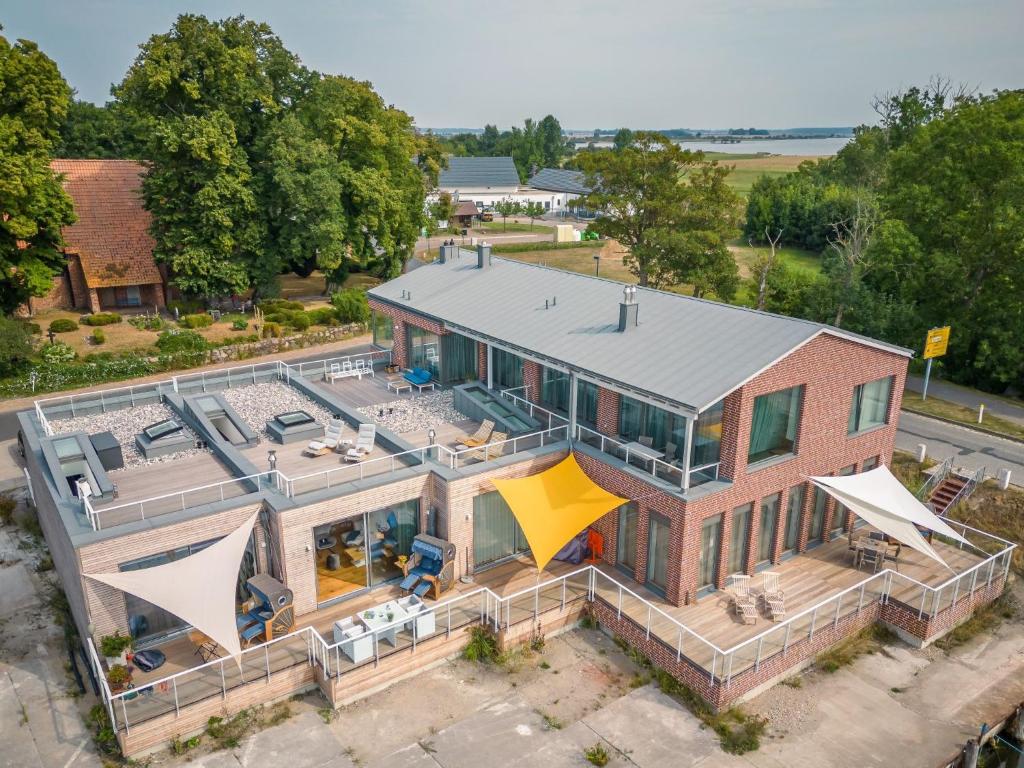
439,242,457,264
618,285,638,332
477,242,492,269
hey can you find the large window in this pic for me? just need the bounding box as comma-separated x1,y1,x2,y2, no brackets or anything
619,395,686,462
699,514,723,591
616,502,638,574
848,376,893,434
728,503,753,575
808,486,827,547
407,325,439,378
491,348,523,390
748,386,803,465
121,535,255,647
540,365,570,413
782,484,804,556
576,380,598,428
372,311,394,350
646,513,670,594
691,400,723,484
473,491,528,567
831,465,856,538
313,500,420,604
757,493,781,565
440,332,477,385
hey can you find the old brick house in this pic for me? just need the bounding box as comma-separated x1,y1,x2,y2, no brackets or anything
26,159,166,315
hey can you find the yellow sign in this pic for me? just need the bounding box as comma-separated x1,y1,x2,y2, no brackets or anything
923,326,950,359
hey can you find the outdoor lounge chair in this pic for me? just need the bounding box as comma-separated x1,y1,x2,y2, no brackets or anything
399,534,456,600
344,423,377,462
461,419,495,448
727,574,757,625
464,431,507,462
760,572,786,622
304,419,345,456
403,367,435,392
333,618,373,664
354,358,374,377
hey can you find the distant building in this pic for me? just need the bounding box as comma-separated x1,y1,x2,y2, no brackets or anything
26,160,166,315
527,168,592,213
435,156,581,213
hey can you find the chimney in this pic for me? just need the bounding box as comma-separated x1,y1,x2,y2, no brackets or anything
439,242,456,264
476,242,492,269
618,285,638,332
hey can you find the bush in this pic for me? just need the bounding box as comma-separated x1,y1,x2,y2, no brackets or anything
24,322,41,335
100,632,132,658
106,664,130,687
259,299,304,313
179,313,214,329
0,316,34,375
462,626,499,663
155,329,208,354
231,318,248,331
91,328,106,345
306,306,339,326
167,299,204,315
262,321,283,339
128,314,166,331
331,288,370,324
48,318,78,333
288,311,311,331
80,312,122,326
41,342,76,363
0,494,15,526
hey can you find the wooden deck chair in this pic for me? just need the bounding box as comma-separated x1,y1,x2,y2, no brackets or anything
727,574,757,625
461,419,495,448
465,431,507,462
760,571,786,622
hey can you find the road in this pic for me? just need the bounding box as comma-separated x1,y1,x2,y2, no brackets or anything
895,409,1024,483
906,374,1024,427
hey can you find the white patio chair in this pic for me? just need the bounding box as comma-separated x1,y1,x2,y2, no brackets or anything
727,574,757,625
340,625,373,664
760,571,786,622
354,358,375,378
304,419,345,456
344,423,377,462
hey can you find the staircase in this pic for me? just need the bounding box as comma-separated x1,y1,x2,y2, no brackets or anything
928,475,968,515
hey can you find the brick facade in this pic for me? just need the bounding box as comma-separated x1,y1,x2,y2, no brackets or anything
596,386,620,436
522,359,542,402
368,298,448,370
476,341,488,383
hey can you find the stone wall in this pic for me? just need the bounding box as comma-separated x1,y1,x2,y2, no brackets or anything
208,323,366,363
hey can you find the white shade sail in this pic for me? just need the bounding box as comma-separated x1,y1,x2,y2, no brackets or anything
88,512,258,659
809,465,971,570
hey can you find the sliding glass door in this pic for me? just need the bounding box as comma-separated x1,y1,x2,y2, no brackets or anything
728,503,752,575
540,366,570,414
473,491,528,567
756,493,780,567
646,513,670,594
698,514,723,592
616,502,638,575
314,499,420,604
808,486,827,548
440,332,477,385
491,348,523,390
781,484,804,557
407,326,440,378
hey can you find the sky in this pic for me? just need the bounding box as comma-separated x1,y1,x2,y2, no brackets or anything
4,0,1022,130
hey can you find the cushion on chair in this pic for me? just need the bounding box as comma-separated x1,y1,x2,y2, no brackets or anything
400,573,420,591
240,623,264,642
413,581,431,597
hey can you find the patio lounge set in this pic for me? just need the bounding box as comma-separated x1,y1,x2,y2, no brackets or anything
303,419,377,462
728,572,786,625
452,419,509,461
849,530,902,572
331,594,437,664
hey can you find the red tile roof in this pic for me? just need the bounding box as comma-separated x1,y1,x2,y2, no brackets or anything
51,159,162,289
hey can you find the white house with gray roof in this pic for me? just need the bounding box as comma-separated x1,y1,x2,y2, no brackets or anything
435,156,580,213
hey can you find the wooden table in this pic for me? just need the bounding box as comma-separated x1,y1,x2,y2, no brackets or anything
387,377,412,394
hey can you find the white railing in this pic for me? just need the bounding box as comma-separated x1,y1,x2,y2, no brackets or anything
435,424,571,469
916,455,954,500
282,446,431,497
574,424,720,490
281,348,392,382
942,465,986,514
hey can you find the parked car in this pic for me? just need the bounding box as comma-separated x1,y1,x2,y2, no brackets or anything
478,212,493,222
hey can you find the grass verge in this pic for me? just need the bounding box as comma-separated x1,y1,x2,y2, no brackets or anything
901,392,1024,442
815,625,897,673
934,591,1018,652
946,481,1024,574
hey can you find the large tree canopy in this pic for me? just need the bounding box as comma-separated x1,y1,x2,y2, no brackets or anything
439,115,571,181
55,100,146,159
0,30,75,314
115,14,431,297
577,132,741,297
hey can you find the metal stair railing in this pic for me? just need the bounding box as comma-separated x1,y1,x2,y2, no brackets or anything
916,456,953,500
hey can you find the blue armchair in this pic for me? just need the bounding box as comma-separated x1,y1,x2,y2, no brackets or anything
399,534,456,599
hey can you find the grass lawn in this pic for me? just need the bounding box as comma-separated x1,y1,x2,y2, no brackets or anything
473,220,555,234
706,154,821,197
901,391,1024,442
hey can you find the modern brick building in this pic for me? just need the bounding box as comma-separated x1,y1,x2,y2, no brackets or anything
18,246,1013,755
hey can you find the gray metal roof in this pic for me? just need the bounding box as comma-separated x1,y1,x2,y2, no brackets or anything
369,256,911,412
438,156,520,189
528,168,591,195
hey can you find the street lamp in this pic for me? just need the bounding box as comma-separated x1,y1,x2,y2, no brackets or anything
593,253,601,276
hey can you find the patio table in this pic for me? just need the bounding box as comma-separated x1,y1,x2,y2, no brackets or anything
620,441,663,465
356,600,410,647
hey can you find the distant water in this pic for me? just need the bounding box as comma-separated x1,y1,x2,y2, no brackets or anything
573,137,851,156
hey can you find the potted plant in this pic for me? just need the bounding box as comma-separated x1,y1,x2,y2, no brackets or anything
107,663,131,693
100,632,132,667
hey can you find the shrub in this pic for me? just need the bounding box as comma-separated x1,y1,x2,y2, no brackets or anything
179,313,214,329
155,329,208,354
167,299,204,315
24,322,41,335
80,312,121,326
462,626,499,663
41,342,76,363
48,318,78,333
106,664,130,687
584,744,610,766
262,321,283,339
100,632,132,658
0,316,34,375
307,306,339,326
331,288,370,324
0,494,15,526
128,314,166,331
288,311,311,331
231,318,248,331
91,328,105,345
259,299,304,313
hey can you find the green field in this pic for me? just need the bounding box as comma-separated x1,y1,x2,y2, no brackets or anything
730,240,822,278
701,153,821,197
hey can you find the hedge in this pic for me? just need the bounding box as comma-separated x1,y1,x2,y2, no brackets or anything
331,289,369,324
48,318,78,333
80,312,122,326
178,313,214,329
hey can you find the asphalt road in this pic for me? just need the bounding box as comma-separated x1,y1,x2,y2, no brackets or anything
895,409,1024,483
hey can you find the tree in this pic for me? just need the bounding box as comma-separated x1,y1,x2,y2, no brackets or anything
430,192,455,228
522,201,544,230
0,30,76,315
0,317,33,375
494,198,522,232
55,100,146,159
578,132,741,294
612,128,633,151
823,195,878,327
538,114,567,167
750,227,783,310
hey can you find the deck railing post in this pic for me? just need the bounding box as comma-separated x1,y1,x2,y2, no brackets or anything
710,650,717,683
561,579,566,611
951,577,961,608
646,605,652,639
447,603,452,639
834,594,842,627
265,645,271,682
808,607,817,639
755,638,764,671
858,583,866,612
173,678,179,716
918,587,928,619
335,645,340,678
121,697,130,735
220,663,226,698
987,558,996,587
676,628,683,661
932,587,941,617
534,589,539,621
783,623,792,653
970,568,978,597
617,586,622,619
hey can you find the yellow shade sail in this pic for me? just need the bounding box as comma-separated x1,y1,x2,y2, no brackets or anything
492,454,628,572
